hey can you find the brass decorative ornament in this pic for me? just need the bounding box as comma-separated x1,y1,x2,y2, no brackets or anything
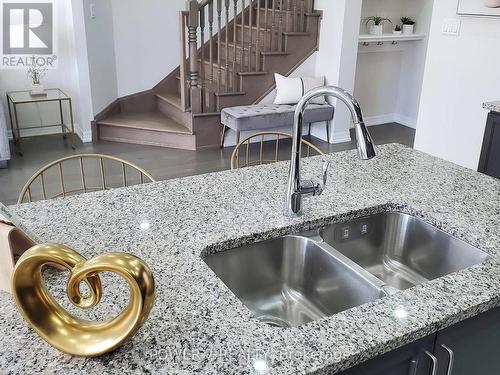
12,244,156,357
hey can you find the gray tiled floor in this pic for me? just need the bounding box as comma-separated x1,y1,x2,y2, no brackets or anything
0,123,415,205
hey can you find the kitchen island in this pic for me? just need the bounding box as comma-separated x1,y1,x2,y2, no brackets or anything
1,143,499,374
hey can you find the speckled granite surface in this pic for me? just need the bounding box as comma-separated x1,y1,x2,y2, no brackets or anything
483,101,500,113
1,144,499,374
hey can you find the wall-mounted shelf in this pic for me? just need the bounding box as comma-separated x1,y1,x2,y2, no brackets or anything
359,33,426,44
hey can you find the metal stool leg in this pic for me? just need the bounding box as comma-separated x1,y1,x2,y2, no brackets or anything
220,125,227,148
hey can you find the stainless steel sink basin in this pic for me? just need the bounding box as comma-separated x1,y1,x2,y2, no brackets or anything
204,235,386,327
205,212,489,327
320,212,490,290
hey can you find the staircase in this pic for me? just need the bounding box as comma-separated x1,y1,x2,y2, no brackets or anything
94,0,323,150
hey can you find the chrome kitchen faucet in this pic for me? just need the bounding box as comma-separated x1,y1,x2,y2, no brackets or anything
285,86,377,217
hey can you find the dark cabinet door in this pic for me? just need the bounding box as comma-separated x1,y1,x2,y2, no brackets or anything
478,112,500,179
435,307,500,375
340,335,435,375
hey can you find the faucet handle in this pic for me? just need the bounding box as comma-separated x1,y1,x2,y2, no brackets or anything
313,160,330,196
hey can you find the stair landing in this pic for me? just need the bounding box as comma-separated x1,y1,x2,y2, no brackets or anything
97,111,196,150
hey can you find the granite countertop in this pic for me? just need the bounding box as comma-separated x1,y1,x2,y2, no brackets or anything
483,101,500,113
1,144,500,374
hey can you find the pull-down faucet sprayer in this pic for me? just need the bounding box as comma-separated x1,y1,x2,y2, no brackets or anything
285,86,377,217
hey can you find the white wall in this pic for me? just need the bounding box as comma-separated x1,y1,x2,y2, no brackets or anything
354,0,434,128
0,0,89,141
315,0,363,144
111,0,186,97
71,0,96,142
82,0,117,115
354,51,403,123
415,0,500,170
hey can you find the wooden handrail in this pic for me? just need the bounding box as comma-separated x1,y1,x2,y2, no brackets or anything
199,0,212,8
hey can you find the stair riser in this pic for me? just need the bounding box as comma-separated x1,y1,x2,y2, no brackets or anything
216,94,248,111
192,114,224,149
200,61,242,89
157,97,192,130
304,12,321,34
174,78,219,113
238,73,273,97
251,9,295,31
262,33,314,73
234,26,273,47
253,0,314,16
119,93,156,113
215,43,258,68
98,124,196,150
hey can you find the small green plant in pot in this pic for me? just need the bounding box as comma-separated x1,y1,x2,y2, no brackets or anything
393,25,402,35
364,16,392,36
401,17,415,35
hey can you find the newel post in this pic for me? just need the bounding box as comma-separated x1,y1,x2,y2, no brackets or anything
187,0,202,113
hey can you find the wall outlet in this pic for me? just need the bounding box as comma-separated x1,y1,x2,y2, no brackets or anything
90,3,96,19
442,18,461,36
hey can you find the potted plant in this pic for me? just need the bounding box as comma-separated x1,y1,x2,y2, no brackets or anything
27,56,47,96
393,25,402,35
401,17,415,35
364,16,392,36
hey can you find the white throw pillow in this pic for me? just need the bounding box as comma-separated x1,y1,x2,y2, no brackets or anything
273,73,326,105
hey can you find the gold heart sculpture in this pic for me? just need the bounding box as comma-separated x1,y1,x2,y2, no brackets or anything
12,244,156,357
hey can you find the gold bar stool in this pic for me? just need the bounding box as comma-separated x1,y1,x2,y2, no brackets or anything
18,154,156,204
230,131,324,169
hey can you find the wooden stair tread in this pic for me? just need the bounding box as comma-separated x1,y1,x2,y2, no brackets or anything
175,73,236,93
198,58,269,76
218,41,252,51
214,91,246,97
261,51,289,56
238,71,268,76
304,12,321,17
198,58,243,70
214,42,288,60
217,41,273,55
156,92,183,110
98,111,192,135
283,31,311,36
236,24,274,32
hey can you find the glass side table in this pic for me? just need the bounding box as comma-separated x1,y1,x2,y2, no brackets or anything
6,88,76,156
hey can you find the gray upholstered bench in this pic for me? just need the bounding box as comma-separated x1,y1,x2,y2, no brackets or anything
220,103,335,147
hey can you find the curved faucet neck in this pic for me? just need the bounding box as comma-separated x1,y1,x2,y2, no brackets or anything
285,86,377,217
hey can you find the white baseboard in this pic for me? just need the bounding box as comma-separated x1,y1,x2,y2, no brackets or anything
8,124,92,143
80,129,92,143
8,127,62,139
364,114,396,126
364,113,417,129
393,114,417,129
310,121,329,143
331,130,351,144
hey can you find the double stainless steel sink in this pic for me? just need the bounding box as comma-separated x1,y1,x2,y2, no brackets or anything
204,212,489,327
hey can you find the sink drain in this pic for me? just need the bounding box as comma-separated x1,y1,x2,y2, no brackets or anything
256,315,292,328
